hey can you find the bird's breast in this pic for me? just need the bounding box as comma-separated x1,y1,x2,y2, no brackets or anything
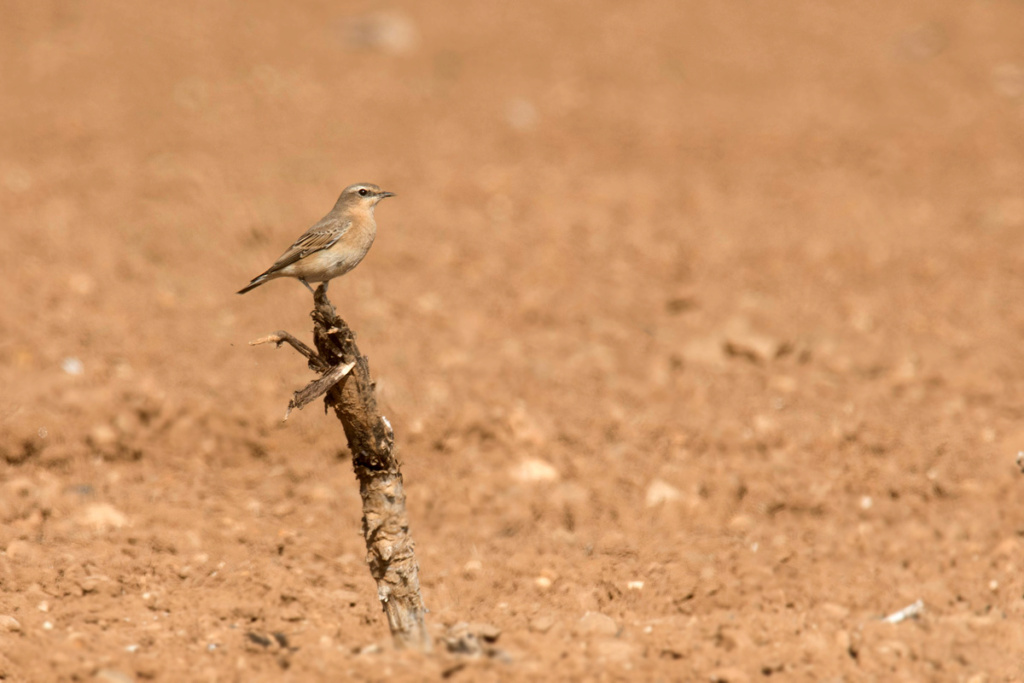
312,223,376,279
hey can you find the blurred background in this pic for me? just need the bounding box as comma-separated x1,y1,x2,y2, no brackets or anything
2,1,1024,679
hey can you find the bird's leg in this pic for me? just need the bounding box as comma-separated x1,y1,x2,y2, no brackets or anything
322,281,330,293
300,279,315,294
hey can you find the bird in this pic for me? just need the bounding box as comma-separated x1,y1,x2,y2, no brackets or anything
238,183,394,295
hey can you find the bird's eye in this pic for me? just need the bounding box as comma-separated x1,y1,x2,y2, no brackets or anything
358,188,368,196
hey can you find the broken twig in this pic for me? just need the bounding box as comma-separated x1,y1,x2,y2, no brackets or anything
250,331,329,373
284,361,355,420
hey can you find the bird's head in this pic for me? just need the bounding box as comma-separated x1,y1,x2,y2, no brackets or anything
337,183,395,211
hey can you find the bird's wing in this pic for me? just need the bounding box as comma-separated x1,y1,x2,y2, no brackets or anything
262,218,352,275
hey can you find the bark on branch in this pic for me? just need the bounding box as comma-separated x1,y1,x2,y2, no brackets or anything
251,286,431,650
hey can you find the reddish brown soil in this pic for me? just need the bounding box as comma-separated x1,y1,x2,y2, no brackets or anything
3,2,1024,681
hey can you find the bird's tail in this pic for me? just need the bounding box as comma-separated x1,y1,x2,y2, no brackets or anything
237,274,269,294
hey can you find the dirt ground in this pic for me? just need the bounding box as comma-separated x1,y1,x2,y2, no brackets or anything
2,1,1024,680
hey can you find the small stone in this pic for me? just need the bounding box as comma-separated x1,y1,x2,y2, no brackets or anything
340,11,418,54
77,575,103,594
0,615,21,632
752,414,777,435
467,623,501,643
88,424,117,448
280,602,304,622
529,615,555,633
5,539,38,561
588,637,637,663
113,412,141,435
68,273,95,295
875,639,911,659
271,502,294,517
61,357,84,376
727,514,754,532
992,537,1021,557
723,322,782,363
306,483,336,502
770,375,798,393
645,480,682,507
716,626,753,651
575,612,618,637
512,458,559,483
596,530,635,555
77,503,128,530
535,576,552,589
681,336,726,366
444,622,489,656
665,295,697,314
819,602,850,620
95,669,135,683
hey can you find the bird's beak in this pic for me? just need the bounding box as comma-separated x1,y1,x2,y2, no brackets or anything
379,191,396,199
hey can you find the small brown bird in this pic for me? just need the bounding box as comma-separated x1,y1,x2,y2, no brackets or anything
238,183,394,295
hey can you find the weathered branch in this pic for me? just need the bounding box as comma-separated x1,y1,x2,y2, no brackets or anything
284,361,355,420
253,287,431,651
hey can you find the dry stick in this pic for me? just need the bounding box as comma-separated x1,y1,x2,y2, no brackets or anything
251,287,431,651
250,331,329,373
284,360,355,420
251,333,350,419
